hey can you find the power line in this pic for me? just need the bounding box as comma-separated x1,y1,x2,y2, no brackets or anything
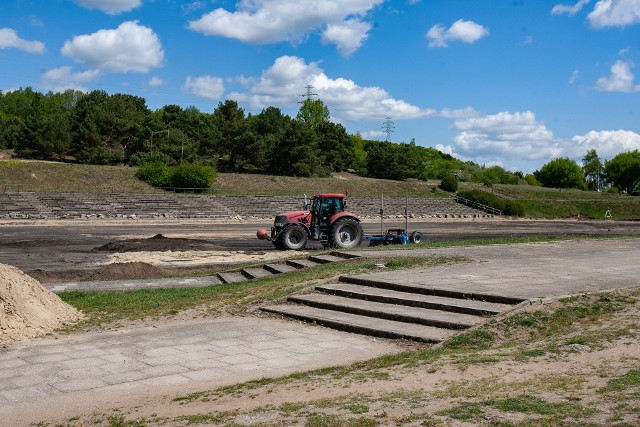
298,84,318,103
382,117,395,141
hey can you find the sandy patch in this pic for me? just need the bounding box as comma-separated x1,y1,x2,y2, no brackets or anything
105,249,310,267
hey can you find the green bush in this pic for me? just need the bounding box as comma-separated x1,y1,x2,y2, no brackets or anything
137,161,171,187
170,164,217,189
137,162,216,189
458,189,525,216
439,174,459,192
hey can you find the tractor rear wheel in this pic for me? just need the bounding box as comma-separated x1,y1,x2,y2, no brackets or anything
330,218,363,249
279,225,308,250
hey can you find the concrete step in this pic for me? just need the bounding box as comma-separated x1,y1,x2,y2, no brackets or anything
217,272,248,284
308,254,346,264
338,276,525,305
287,259,322,269
317,283,513,316
288,293,482,330
330,251,362,260
241,267,274,280
263,263,298,274
261,304,456,343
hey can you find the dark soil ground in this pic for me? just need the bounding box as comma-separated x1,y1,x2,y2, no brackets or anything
27,234,252,283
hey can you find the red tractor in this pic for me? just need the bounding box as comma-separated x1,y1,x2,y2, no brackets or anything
257,193,363,250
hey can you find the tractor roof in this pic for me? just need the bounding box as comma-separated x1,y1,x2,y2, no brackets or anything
313,193,345,199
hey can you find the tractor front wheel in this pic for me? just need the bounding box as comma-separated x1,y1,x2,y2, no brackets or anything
330,218,363,249
278,225,308,250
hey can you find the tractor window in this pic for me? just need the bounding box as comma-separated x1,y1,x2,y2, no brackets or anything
321,198,343,216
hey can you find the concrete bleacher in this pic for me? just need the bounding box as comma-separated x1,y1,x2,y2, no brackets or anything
0,192,495,220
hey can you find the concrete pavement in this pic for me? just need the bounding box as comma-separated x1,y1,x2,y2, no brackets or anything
348,238,640,300
0,316,401,425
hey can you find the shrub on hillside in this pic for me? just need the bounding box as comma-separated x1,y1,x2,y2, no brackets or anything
137,162,216,190
137,161,171,187
170,164,217,189
439,174,459,192
457,189,525,217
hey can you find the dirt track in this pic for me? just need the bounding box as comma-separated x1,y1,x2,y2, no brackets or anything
1,218,639,281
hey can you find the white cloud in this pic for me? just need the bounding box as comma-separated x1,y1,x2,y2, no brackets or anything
74,0,142,15
426,19,489,48
551,0,591,16
188,0,383,56
596,59,640,92
443,109,640,171
571,130,640,157
321,19,371,57
0,28,45,54
148,76,163,87
183,76,225,100
451,111,562,163
361,130,386,139
61,21,164,73
569,69,580,84
588,0,640,28
438,107,479,119
41,66,101,92
228,55,433,122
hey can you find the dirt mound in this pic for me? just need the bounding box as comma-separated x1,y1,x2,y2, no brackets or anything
0,263,81,345
94,235,224,253
87,262,168,281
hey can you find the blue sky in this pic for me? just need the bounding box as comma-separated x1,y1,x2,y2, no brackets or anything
1,0,640,173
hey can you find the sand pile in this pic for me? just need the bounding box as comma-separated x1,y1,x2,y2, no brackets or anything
0,263,81,345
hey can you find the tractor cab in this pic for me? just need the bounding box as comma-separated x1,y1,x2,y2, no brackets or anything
308,194,346,240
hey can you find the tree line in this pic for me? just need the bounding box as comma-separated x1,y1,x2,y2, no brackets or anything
1,87,637,193
534,150,640,194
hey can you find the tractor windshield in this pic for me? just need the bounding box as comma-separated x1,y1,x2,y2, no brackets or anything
313,197,343,217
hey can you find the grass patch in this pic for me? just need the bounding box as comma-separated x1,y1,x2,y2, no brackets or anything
305,413,379,427
601,370,640,393
488,395,596,418
443,329,495,350
437,402,484,421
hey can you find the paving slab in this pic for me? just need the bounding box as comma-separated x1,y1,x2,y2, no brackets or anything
0,316,401,426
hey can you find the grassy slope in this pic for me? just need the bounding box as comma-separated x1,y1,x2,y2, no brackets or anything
460,182,640,220
1,159,639,219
